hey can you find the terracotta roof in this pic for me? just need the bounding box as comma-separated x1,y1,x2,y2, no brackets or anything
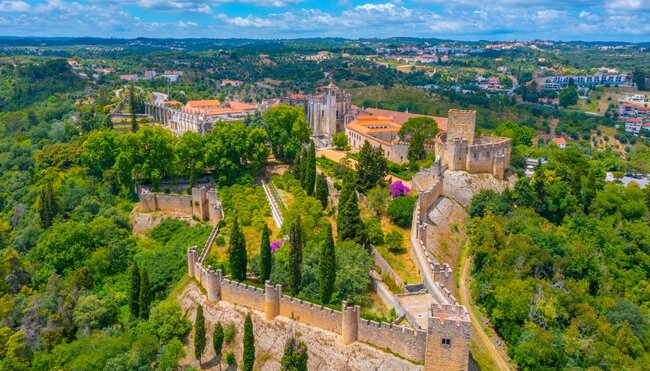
163,100,183,106
226,101,257,110
186,100,221,108
288,94,307,100
346,116,402,135
363,108,448,131
552,137,566,145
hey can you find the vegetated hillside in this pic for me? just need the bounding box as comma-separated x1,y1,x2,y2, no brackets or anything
467,148,650,369
0,59,85,112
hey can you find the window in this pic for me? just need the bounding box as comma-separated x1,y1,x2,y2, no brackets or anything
441,338,451,346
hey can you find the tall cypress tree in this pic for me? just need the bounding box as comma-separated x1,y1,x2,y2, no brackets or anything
243,314,255,371
337,173,365,245
288,216,303,296
259,225,272,282
129,261,140,318
38,184,59,228
213,322,224,370
139,267,150,319
194,306,206,362
129,84,139,133
319,224,336,304
281,336,309,371
315,173,329,209
292,149,303,179
303,141,316,195
228,218,247,281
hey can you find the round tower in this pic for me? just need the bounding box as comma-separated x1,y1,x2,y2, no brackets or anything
187,246,198,278
205,267,222,302
341,301,360,345
264,281,281,320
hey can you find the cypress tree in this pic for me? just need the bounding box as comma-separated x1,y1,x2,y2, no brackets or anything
194,306,206,362
319,224,336,304
213,322,224,369
288,216,303,296
303,141,316,195
38,184,59,228
129,84,139,133
243,314,255,371
315,173,329,209
139,267,150,319
337,173,365,245
281,336,309,371
259,224,272,282
129,261,140,318
292,149,303,179
228,218,248,281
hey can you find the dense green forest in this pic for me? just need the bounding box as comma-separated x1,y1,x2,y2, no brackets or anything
468,148,650,369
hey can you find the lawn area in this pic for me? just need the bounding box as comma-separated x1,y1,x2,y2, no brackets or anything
361,292,396,322
207,185,281,267
360,199,421,285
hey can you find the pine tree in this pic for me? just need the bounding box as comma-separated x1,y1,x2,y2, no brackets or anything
139,267,150,319
194,306,206,362
281,336,309,371
337,174,366,245
228,218,248,281
38,184,59,228
288,216,303,296
259,225,272,282
319,224,336,304
243,314,255,371
213,322,224,370
303,141,316,195
129,261,140,318
315,173,329,209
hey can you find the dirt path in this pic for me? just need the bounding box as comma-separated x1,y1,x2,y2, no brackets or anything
459,258,512,371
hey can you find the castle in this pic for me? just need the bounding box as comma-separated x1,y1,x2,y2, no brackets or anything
187,249,471,370
434,109,511,179
282,83,351,138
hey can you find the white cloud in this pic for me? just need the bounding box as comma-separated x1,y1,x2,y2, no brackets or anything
0,0,30,12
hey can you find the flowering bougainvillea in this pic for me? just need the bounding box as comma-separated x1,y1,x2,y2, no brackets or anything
389,181,411,199
270,240,283,254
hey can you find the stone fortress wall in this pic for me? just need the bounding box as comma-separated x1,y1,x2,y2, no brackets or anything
435,109,511,179
185,247,467,367
138,187,222,224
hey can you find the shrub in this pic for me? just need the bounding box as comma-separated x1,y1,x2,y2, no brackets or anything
224,322,236,344
365,218,384,245
387,196,416,228
214,234,225,246
226,351,236,365
386,230,404,252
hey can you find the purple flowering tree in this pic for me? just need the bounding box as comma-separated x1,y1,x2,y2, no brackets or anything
389,181,410,199
270,240,283,254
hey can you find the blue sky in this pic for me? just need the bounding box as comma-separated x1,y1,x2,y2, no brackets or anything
0,0,649,41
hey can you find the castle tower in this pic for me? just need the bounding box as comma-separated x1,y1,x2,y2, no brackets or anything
187,246,198,278
341,301,360,345
446,109,476,144
205,268,222,302
191,187,209,221
264,281,281,320
425,304,472,371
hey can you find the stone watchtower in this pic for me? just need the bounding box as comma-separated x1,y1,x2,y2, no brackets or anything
341,301,360,345
425,304,472,371
446,109,476,144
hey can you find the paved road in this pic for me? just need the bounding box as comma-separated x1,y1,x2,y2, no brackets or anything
459,258,511,371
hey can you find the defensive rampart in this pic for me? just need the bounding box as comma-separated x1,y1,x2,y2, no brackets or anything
138,187,223,224
187,247,432,364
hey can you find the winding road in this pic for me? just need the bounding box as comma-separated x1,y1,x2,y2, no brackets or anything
459,258,511,371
